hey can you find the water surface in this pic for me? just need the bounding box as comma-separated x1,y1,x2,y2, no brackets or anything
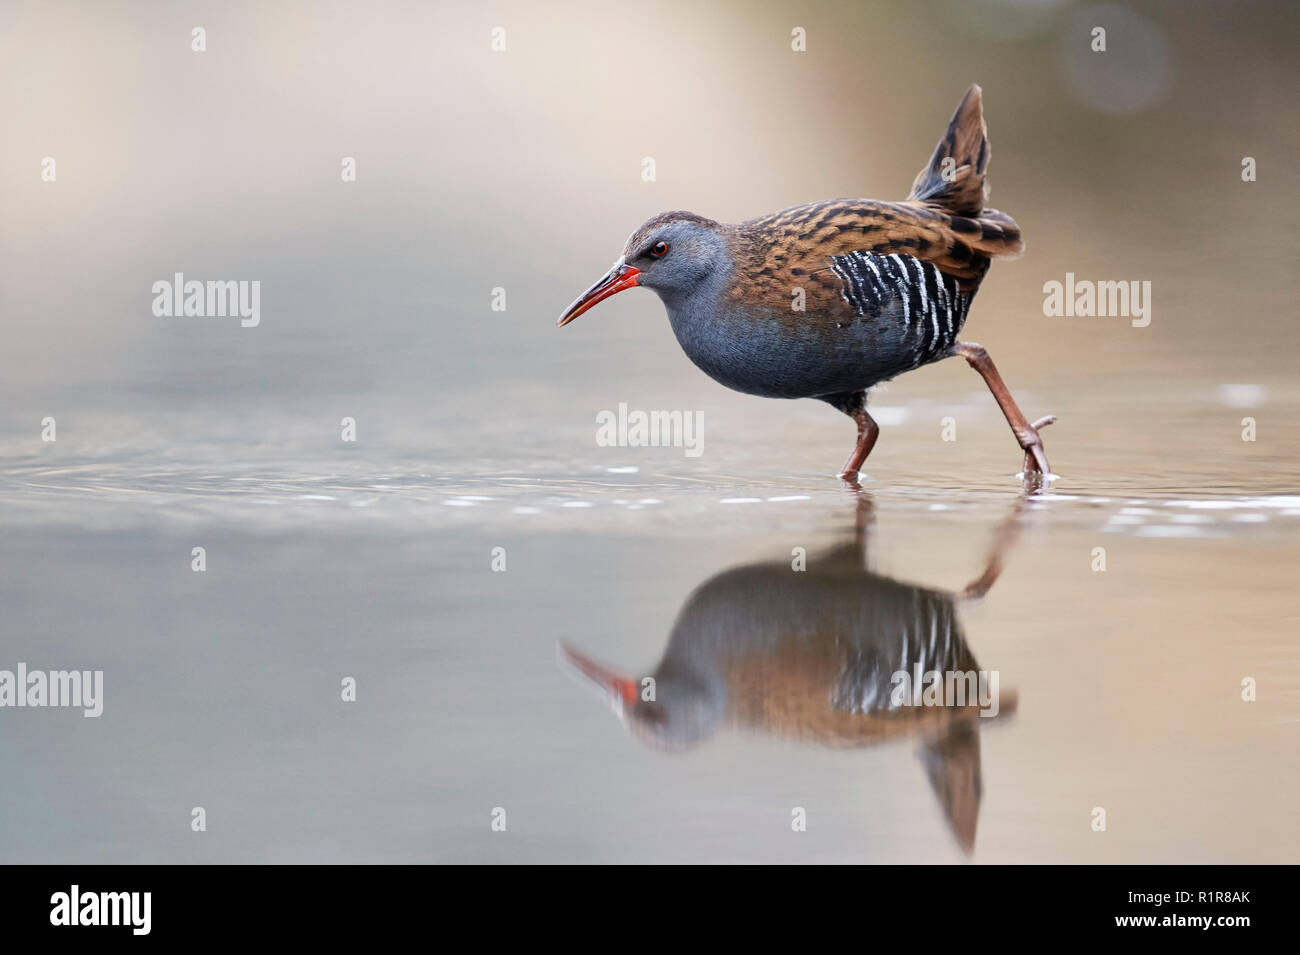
2,385,1296,864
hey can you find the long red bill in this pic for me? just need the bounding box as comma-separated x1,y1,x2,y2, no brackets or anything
556,262,642,327
557,642,640,707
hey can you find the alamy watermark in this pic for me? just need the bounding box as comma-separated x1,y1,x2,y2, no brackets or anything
152,273,260,327
889,665,1001,717
0,663,103,717
596,402,704,457
1043,273,1151,327
50,885,149,935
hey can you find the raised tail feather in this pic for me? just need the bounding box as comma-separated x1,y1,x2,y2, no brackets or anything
906,84,1023,259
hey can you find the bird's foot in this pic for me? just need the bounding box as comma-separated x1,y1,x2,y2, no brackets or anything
1017,415,1056,477
839,469,864,491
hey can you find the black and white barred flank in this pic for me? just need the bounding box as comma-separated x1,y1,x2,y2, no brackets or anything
829,250,972,365
830,587,968,715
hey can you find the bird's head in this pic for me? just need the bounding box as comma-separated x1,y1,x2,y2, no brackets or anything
558,642,724,751
556,211,729,327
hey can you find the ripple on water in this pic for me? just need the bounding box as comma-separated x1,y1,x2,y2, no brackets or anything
1,456,1298,540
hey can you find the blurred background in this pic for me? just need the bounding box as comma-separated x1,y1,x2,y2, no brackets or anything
0,0,1297,863
2,0,1299,472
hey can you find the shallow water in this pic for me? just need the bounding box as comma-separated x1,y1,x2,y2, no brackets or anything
2,384,1297,864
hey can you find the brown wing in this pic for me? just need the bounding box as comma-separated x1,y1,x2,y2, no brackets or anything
725,85,1022,316
726,198,1022,317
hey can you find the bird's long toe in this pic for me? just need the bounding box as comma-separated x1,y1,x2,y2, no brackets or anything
1017,415,1055,475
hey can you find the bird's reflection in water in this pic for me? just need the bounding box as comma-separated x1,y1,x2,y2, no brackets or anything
560,496,1028,854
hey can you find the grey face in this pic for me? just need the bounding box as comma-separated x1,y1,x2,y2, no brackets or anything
558,642,725,753
623,667,726,752
621,218,729,305
556,211,730,328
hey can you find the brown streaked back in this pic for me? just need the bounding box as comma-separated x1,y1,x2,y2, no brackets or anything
727,197,1022,317
722,85,1021,311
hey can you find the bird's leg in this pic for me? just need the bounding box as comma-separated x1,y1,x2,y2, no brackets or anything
853,492,876,565
950,342,1055,475
837,394,880,481
960,492,1029,601
842,411,880,478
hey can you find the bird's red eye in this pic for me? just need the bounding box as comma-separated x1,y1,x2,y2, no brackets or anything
651,241,668,257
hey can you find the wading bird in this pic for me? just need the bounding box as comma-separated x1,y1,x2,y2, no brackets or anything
558,86,1054,482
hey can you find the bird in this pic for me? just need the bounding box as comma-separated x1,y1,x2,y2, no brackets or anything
557,85,1054,481
558,496,1025,854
